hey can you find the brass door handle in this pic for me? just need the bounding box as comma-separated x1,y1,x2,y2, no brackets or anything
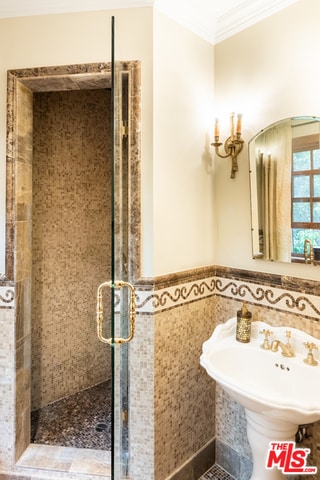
96,280,136,345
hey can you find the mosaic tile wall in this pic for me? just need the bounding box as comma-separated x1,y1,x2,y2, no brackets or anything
2,266,320,479
0,284,15,468
134,267,320,480
128,310,155,480
213,268,320,480
154,297,216,479
128,270,217,480
31,89,112,409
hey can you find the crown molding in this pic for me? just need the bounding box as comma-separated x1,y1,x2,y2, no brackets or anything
0,0,153,18
0,0,299,46
215,0,299,44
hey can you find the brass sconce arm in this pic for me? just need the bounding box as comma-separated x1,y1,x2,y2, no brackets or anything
212,135,244,178
212,113,244,178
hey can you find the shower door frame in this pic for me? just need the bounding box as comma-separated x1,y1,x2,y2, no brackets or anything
6,61,141,476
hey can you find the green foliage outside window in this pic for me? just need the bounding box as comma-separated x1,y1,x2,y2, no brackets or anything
291,144,320,255
292,228,320,253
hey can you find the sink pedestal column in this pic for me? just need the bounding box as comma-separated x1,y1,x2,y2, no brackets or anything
246,410,297,480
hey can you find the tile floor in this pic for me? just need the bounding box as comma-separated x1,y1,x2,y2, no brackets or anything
31,381,111,450
200,464,235,480
29,381,234,480
18,381,114,476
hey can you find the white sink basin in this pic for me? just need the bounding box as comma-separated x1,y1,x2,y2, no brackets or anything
201,317,320,424
200,317,320,480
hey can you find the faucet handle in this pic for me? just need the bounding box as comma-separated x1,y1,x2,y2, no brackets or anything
260,329,273,350
260,329,273,338
285,330,294,347
304,342,317,352
303,342,318,366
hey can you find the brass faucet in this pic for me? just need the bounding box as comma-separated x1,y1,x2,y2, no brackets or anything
303,342,318,366
304,238,314,264
260,329,273,350
270,331,295,357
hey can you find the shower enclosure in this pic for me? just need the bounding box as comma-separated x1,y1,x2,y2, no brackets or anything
30,86,113,449
6,59,141,479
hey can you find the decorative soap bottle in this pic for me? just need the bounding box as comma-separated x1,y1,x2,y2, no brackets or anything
236,301,252,343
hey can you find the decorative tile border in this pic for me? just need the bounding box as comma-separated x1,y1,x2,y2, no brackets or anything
215,277,320,319
1,266,319,318
135,267,320,320
0,286,14,308
136,277,215,314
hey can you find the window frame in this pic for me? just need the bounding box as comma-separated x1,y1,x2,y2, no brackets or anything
291,134,320,259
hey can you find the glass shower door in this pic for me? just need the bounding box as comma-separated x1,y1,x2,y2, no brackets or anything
95,17,134,480
111,20,134,479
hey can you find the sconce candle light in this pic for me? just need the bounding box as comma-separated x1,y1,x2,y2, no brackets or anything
212,112,244,178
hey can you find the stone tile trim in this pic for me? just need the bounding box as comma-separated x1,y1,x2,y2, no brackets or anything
215,266,320,296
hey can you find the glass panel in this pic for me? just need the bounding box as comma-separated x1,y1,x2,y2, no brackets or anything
313,202,320,222
293,151,311,171
112,68,130,479
313,149,320,169
111,17,130,479
292,228,305,254
313,174,320,197
293,175,310,197
292,228,320,253
111,17,116,479
292,201,310,222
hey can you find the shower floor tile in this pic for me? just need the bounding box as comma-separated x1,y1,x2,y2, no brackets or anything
31,380,111,450
200,464,236,480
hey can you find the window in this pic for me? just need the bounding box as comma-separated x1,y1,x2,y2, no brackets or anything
291,134,320,256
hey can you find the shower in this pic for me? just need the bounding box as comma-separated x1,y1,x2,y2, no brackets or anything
30,87,112,449
6,61,141,477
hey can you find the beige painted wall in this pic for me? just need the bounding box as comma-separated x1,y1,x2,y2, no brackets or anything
153,10,215,275
0,6,216,278
214,0,320,281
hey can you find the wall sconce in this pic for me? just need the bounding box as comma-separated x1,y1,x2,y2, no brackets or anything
211,113,244,178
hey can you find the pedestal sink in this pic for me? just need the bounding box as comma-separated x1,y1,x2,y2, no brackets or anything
200,318,320,480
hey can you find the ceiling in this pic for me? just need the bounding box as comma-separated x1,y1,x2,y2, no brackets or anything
0,0,299,44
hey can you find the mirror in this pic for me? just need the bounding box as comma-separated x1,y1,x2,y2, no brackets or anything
249,116,320,264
